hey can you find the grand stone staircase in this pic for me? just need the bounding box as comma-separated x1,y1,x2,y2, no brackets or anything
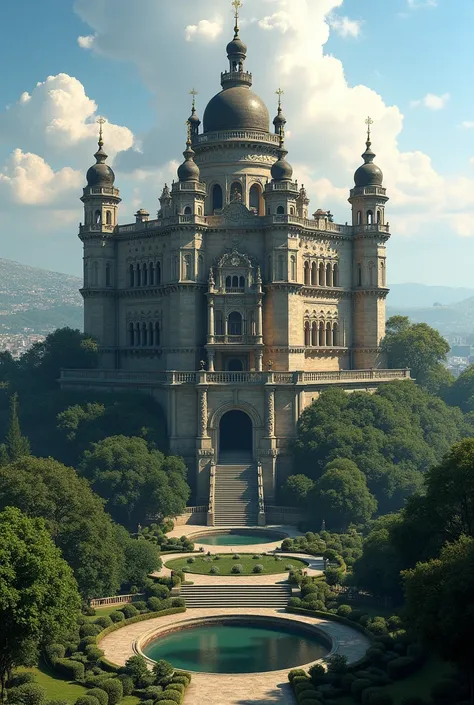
214,455,259,526
180,584,291,608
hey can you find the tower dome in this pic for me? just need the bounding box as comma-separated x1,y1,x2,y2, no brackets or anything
273,88,287,135
86,121,115,188
177,124,200,182
271,127,293,182
354,118,384,188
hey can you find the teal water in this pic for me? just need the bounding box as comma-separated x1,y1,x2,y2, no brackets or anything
143,622,328,673
196,532,280,546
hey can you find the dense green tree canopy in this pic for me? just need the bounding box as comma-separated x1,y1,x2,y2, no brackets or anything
294,381,469,513
0,506,80,701
280,474,315,507
4,393,30,462
403,535,474,680
78,436,190,529
0,456,126,599
382,316,450,387
352,514,405,599
310,459,377,531
445,363,474,412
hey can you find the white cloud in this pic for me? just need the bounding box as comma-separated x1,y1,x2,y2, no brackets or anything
77,34,95,49
185,19,223,42
411,92,450,110
407,0,437,8
329,15,362,38
461,121,474,129
259,11,292,33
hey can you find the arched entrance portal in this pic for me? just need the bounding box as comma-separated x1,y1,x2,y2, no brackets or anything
219,410,253,460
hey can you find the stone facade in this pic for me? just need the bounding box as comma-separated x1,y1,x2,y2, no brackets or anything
64,17,409,504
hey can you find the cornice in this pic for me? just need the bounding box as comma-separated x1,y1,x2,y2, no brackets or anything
300,286,351,300
354,288,389,299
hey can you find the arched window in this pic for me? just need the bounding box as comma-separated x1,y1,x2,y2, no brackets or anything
156,261,162,285
267,207,271,215
311,262,317,286
357,211,362,225
326,263,333,287
381,261,386,287
129,264,135,288
367,210,373,225
290,206,296,215
148,322,154,346
249,183,261,213
183,255,192,280
105,263,111,287
311,321,318,347
228,311,243,336
212,184,223,212
276,205,285,215
95,210,101,224
136,265,141,287
91,261,99,287
155,322,161,346
184,206,192,215
232,275,239,288
142,323,148,347
84,262,88,287
326,322,332,346
304,262,310,286
304,321,310,347
106,210,112,225
135,323,141,347
357,264,362,287
230,181,243,202
226,276,232,290
172,256,178,279
215,310,224,336
290,256,297,282
267,256,272,280
333,264,339,287
249,311,256,337
239,276,245,289
333,323,339,347
129,323,135,347
198,255,204,280
149,263,155,286
319,262,325,286
319,322,325,347
377,210,382,224
142,263,148,286
369,262,375,286
278,255,284,281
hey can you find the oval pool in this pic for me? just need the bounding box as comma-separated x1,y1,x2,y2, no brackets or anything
192,529,287,547
141,619,330,673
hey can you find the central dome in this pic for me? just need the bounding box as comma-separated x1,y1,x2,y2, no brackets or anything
203,86,270,133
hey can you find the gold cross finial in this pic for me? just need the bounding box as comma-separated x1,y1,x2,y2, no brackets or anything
185,120,192,145
190,88,198,112
96,116,106,146
365,115,374,141
232,0,242,35
276,88,284,109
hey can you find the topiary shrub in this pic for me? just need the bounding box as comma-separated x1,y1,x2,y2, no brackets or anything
368,619,388,636
166,683,185,695
80,636,98,649
145,583,170,600
308,664,325,684
366,648,385,666
209,565,219,574
170,676,188,687
152,660,174,686
387,657,417,680
82,606,96,617
186,557,195,564
117,676,133,696
108,611,124,624
351,679,373,702
87,690,108,705
295,682,317,695
94,616,112,629
55,658,85,681
120,604,138,619
79,624,102,638
85,646,104,663
147,597,164,611
155,693,180,704
341,673,357,693
7,674,36,689
74,697,100,705
131,601,147,612
359,614,370,627
170,597,186,608
123,654,148,683
231,564,243,574
327,654,348,675
253,564,264,574
45,643,66,662
362,688,394,705
288,669,308,683
337,605,352,618
7,683,46,705
288,597,303,608
99,679,123,705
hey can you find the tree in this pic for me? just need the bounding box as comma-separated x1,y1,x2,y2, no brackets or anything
4,393,30,461
403,536,474,696
445,364,474,412
310,459,377,531
382,316,450,386
0,506,80,702
0,456,127,599
114,525,161,588
78,436,190,529
280,474,315,507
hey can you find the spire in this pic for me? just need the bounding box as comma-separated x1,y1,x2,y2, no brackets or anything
353,116,384,188
188,88,201,137
362,115,376,164
232,0,242,38
86,116,115,187
271,124,293,182
223,0,249,87
273,88,287,134
177,121,200,182
95,116,108,164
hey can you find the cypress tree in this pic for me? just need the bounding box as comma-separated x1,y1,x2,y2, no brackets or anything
5,393,30,461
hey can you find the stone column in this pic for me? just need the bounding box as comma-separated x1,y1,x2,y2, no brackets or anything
198,388,209,438
256,350,263,372
256,296,263,344
266,388,275,438
208,296,215,344
208,351,215,372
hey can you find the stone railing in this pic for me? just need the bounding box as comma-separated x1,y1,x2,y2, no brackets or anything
257,463,266,526
207,464,216,527
61,368,410,386
79,224,116,235
211,335,260,345
194,130,280,145
90,593,144,607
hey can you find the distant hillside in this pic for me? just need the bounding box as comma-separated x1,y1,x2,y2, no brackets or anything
388,283,474,309
0,259,82,334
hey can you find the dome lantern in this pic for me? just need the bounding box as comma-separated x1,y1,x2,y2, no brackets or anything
86,117,116,188
177,121,201,182
354,116,384,188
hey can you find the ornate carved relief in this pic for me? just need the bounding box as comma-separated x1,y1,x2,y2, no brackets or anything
199,389,208,437
266,388,275,437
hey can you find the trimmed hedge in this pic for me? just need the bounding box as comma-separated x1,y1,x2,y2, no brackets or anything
86,690,108,705
387,656,418,680
99,679,123,705
54,659,85,681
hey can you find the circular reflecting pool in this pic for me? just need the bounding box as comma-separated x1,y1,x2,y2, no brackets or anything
194,530,286,547
142,620,330,673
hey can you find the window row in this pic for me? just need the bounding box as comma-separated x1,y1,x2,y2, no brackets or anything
129,262,162,288
356,209,383,226
85,210,114,226
225,275,246,292
214,311,256,337
211,182,263,214
85,262,113,288
303,261,339,287
356,261,386,287
304,321,340,347
128,322,161,347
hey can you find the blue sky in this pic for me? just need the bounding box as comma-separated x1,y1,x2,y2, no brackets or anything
0,0,473,286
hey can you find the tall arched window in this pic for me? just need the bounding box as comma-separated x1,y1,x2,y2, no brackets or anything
290,256,297,282
304,262,310,286
91,262,99,287
239,276,245,289
230,181,243,202
156,261,162,285
319,322,325,347
326,322,332,347
105,263,111,287
369,262,375,287
381,261,386,287
95,210,101,224
228,311,243,336
129,264,135,288
357,264,362,287
319,262,325,286
183,255,192,280
136,265,141,287
377,210,382,224
267,256,272,280
333,264,339,287
155,322,161,346
106,210,112,225
311,262,317,286
304,321,310,347
135,324,141,347
212,184,223,212
226,276,232,290
249,311,256,337
129,323,135,347
142,323,148,347
276,205,285,215
149,263,155,286
215,310,224,336
333,323,339,347
148,322,154,346
367,210,373,225
198,255,204,280
232,275,239,288
142,263,148,286
249,183,261,213
184,206,192,215
278,255,284,280
326,263,333,287
311,321,318,347
357,211,362,225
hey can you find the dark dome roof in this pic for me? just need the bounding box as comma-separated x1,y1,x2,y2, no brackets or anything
177,145,200,182
227,36,247,56
203,86,269,133
188,112,201,124
271,154,293,181
354,162,384,188
86,162,115,188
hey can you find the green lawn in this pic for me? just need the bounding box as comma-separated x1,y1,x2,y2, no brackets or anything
85,604,126,621
21,662,87,702
166,553,308,576
386,657,454,704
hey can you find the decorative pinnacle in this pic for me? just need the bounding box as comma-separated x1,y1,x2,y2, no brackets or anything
190,88,198,112
96,116,106,148
185,120,192,147
276,87,284,110
232,0,243,37
365,116,374,146
279,123,286,149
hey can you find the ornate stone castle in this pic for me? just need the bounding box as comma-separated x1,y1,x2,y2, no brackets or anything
62,7,408,512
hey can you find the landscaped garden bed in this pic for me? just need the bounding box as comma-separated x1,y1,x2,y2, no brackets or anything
165,553,308,576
